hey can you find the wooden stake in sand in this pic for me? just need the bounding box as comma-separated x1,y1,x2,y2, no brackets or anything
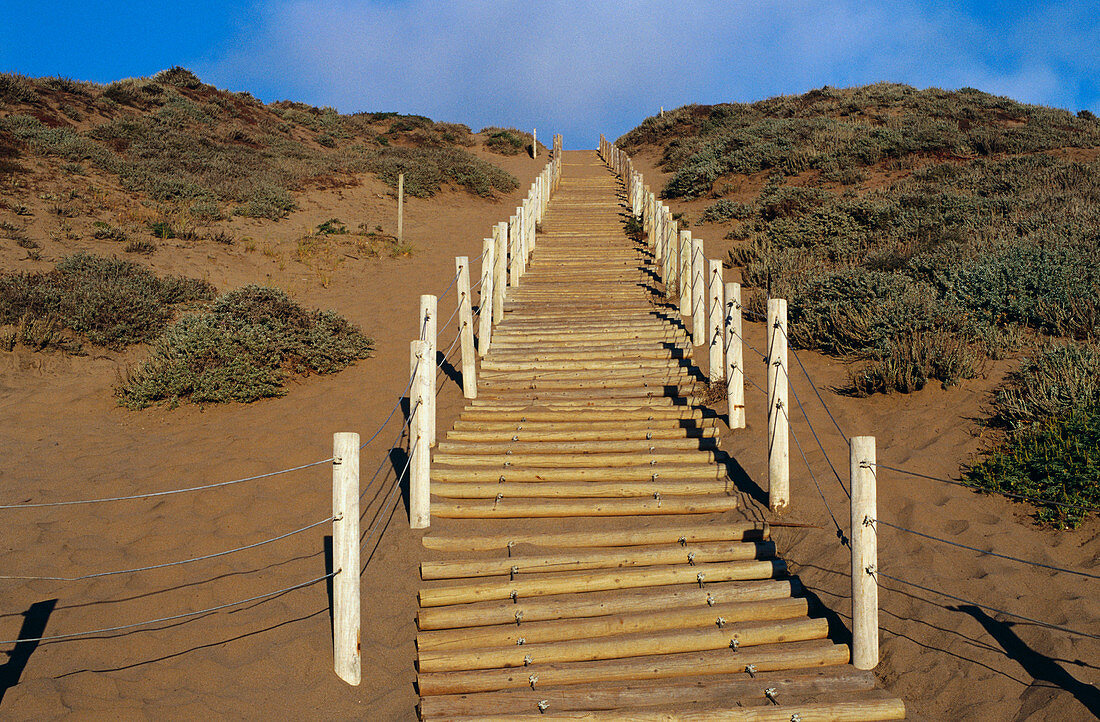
767,298,789,513
409,340,431,528
724,282,745,429
679,230,691,316
332,431,360,686
691,238,705,343
850,435,879,670
532,128,537,158
419,294,438,446
455,257,477,399
492,222,507,325
708,260,724,382
478,239,494,357
513,208,526,282
397,172,404,247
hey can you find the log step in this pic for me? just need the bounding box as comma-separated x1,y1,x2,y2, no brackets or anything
420,540,776,580
417,667,878,718
416,639,850,695
418,559,780,607
420,522,769,553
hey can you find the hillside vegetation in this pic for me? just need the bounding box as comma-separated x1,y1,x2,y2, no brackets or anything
620,83,1100,525
0,68,521,221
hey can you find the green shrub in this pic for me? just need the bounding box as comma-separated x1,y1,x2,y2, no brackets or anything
0,252,213,349
964,409,1099,527
236,185,297,219
699,199,754,223
125,239,156,254
849,331,981,395
92,221,128,242
363,146,518,197
483,127,527,155
118,285,373,407
153,67,202,89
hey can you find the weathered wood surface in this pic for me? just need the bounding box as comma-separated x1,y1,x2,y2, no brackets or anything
414,150,904,720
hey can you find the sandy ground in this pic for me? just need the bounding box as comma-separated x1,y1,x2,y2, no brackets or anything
0,146,1096,721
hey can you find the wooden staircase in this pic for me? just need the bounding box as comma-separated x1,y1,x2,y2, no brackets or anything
415,151,906,720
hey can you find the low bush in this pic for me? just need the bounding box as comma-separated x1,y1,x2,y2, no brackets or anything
964,408,1099,528
363,146,518,197
118,285,373,407
699,199,754,224
0,252,214,349
960,342,1100,527
482,127,527,155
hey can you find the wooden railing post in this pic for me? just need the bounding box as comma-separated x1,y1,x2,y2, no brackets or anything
409,340,430,528
725,282,745,429
455,256,476,399
419,294,437,446
663,208,676,289
850,436,879,670
513,207,526,281
708,260,724,381
492,222,507,325
332,431,361,685
477,239,494,357
767,298,789,513
397,172,404,247
679,230,692,317
691,238,705,343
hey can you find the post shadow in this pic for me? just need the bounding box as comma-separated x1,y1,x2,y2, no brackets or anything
714,449,769,507
0,598,57,705
435,351,461,390
323,536,334,640
955,605,1100,716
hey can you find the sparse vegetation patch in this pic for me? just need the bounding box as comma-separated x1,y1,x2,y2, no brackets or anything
118,285,373,408
0,252,214,350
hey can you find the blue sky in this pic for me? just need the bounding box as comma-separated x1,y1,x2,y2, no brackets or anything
3,1,1098,147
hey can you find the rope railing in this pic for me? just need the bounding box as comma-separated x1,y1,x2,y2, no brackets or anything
0,516,335,581
872,517,1100,580
871,570,1100,640
0,571,338,646
600,134,1100,680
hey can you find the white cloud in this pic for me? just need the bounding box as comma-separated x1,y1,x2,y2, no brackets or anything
200,1,1100,144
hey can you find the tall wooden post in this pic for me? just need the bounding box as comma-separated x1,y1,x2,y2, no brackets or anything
456,256,477,400
850,436,879,670
477,239,495,357
492,222,506,324
679,230,692,316
419,294,437,446
332,432,361,685
397,172,404,247
691,239,705,343
409,341,430,528
532,128,537,158
663,208,676,289
767,298,789,513
512,210,526,282
725,282,745,429
708,261,724,382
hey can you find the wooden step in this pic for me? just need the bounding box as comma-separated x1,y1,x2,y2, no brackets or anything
420,540,776,580
416,639,850,695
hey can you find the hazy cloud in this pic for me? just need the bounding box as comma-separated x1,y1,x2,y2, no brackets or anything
202,1,1100,145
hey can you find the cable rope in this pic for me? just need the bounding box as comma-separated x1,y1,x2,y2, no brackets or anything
874,464,1100,514
0,517,335,582
874,518,1100,580
0,571,337,645
774,323,850,444
871,570,1100,640
0,458,332,510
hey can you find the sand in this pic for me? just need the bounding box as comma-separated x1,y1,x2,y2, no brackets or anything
0,146,1097,721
